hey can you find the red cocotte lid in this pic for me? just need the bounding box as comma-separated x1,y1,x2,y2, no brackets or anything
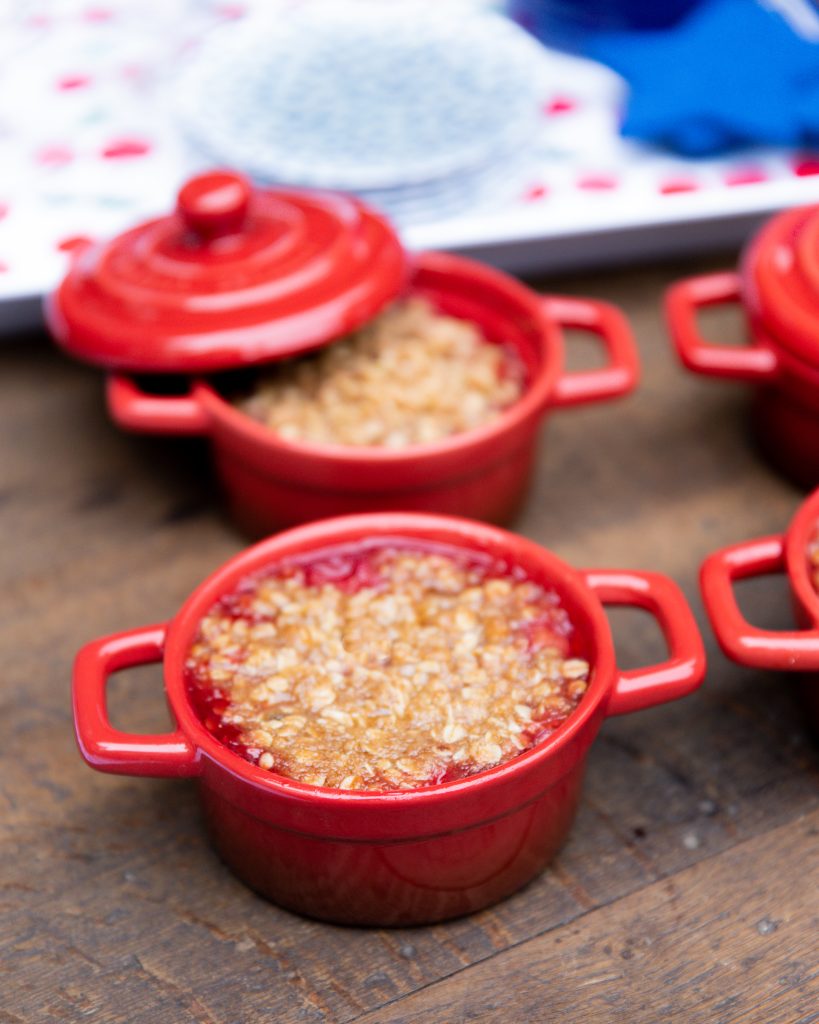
744,204,819,367
47,171,407,374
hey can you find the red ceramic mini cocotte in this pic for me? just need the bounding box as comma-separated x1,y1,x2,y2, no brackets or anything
73,512,705,926
47,171,639,534
701,489,819,732
666,204,819,488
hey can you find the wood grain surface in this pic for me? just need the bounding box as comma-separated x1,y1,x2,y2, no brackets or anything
1,257,817,1023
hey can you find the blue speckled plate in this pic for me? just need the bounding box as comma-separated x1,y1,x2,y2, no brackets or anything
175,1,546,191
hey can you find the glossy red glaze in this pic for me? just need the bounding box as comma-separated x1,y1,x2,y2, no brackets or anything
47,171,407,373
73,513,705,926
105,252,639,533
746,205,819,366
665,205,819,488
700,489,819,734
177,170,252,239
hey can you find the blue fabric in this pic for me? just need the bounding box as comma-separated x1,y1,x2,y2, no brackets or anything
509,0,699,35
583,0,819,155
508,0,700,53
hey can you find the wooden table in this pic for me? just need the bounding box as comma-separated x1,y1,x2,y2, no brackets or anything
2,256,818,1024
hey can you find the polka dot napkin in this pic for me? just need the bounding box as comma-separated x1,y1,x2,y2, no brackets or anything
3,0,819,329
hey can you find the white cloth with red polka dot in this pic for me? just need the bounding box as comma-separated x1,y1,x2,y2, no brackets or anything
2,0,819,331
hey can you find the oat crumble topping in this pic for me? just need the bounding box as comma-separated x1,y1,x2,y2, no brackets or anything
236,298,524,447
185,543,590,791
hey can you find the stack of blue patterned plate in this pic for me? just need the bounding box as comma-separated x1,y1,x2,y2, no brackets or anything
175,1,547,224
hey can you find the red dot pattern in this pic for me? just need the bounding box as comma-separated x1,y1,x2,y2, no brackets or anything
544,95,577,116
56,74,92,91
36,144,74,167
82,7,113,22
659,178,700,195
100,137,151,159
577,175,618,191
724,167,768,186
523,184,549,201
793,156,819,177
214,3,246,18
57,236,92,254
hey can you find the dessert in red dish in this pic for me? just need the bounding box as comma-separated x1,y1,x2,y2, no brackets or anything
49,171,639,534
238,298,525,449
185,539,590,792
74,512,703,925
